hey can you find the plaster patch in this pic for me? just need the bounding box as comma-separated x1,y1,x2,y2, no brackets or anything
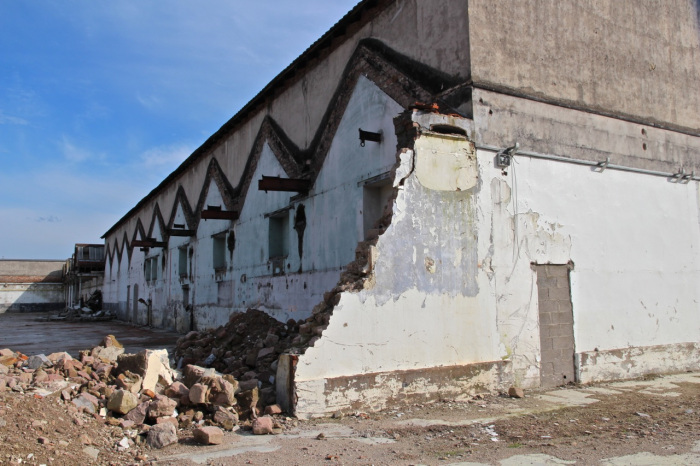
414,133,477,191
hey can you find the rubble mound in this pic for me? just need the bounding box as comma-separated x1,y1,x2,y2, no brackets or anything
0,335,291,458
174,309,295,404
40,290,115,322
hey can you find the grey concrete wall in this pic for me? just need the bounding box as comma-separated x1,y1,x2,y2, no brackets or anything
0,283,64,313
472,88,700,173
0,260,64,279
468,0,700,133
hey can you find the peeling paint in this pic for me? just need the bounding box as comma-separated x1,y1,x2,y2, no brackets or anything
579,343,700,383
295,360,508,419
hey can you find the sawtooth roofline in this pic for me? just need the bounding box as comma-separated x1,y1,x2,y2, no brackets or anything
102,0,396,239
102,37,466,263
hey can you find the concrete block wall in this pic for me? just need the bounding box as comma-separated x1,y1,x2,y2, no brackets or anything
0,260,65,313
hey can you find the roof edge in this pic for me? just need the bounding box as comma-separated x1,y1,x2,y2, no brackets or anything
103,0,392,239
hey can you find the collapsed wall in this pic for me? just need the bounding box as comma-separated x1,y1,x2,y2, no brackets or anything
275,108,511,418
173,107,502,417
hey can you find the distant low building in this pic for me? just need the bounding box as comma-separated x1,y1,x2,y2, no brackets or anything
63,244,105,308
0,260,64,313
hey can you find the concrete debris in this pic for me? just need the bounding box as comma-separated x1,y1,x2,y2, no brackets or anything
146,423,178,449
25,354,52,370
508,386,525,398
265,404,283,415
188,383,209,404
72,393,98,414
116,349,174,392
147,395,177,418
117,436,131,451
43,293,114,322
124,401,149,424
212,406,239,430
193,426,224,445
82,446,100,460
252,416,274,435
0,332,293,452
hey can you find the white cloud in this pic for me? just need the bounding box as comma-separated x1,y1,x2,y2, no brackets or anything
136,92,161,110
0,110,28,125
139,143,192,170
35,215,61,223
60,136,94,162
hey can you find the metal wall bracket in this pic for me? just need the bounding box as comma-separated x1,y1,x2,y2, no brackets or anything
673,167,695,183
201,209,239,220
132,240,167,248
258,175,310,194
496,142,519,168
359,128,382,147
596,157,610,172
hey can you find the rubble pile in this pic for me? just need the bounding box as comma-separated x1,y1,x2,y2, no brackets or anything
45,306,116,322
42,291,114,322
0,335,289,452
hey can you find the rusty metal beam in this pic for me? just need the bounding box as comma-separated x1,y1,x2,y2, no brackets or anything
258,176,310,193
132,240,167,248
201,210,239,220
168,229,196,237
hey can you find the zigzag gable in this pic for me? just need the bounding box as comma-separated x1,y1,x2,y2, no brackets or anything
105,39,470,246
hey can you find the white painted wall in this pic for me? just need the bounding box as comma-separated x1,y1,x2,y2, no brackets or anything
0,283,64,313
294,107,700,417
505,155,700,382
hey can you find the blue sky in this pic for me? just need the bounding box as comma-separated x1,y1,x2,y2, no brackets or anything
0,1,359,260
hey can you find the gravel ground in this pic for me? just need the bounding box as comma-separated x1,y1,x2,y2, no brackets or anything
2,372,697,465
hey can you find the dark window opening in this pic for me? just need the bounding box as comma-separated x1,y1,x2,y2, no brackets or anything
178,247,188,277
363,179,393,239
213,233,226,271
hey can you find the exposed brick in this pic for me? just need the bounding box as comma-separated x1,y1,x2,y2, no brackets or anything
545,265,567,278
552,336,574,351
538,312,552,326
548,287,570,301
539,300,558,315
540,338,554,351
557,301,573,314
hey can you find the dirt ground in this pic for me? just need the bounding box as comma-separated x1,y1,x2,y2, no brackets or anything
1,372,698,465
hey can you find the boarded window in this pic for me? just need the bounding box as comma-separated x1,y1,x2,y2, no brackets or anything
269,213,289,259
145,256,158,282
178,247,188,277
213,234,226,270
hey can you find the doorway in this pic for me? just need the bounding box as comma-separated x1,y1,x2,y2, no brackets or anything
534,264,576,387
132,284,139,325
